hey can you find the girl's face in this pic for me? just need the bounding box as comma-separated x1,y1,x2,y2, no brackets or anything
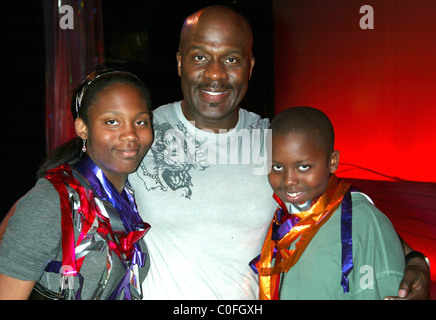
76,82,153,191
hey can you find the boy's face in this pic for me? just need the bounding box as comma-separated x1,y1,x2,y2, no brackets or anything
268,132,339,205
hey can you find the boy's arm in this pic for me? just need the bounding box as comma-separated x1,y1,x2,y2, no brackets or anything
385,236,431,300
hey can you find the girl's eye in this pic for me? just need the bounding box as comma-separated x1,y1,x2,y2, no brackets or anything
136,120,148,126
106,119,119,125
272,165,283,172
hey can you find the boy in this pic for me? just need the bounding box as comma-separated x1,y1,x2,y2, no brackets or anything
253,106,405,299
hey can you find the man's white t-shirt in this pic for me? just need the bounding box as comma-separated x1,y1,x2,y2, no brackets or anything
129,102,276,299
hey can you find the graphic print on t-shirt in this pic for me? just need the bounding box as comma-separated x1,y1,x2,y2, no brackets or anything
135,121,209,199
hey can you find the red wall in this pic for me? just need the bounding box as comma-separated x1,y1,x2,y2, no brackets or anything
273,0,436,183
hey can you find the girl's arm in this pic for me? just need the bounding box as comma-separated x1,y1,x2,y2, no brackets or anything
0,274,35,299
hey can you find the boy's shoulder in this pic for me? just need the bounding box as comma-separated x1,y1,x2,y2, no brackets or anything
348,191,395,229
349,191,379,217
350,191,375,206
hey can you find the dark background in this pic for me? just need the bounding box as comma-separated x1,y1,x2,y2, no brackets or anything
0,0,274,219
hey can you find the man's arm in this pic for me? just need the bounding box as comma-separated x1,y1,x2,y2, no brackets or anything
385,236,431,300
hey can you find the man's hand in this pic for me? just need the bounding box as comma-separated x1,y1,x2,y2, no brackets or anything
385,255,431,300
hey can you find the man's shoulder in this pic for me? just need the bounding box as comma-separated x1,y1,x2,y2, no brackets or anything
239,108,270,130
152,101,181,123
153,101,180,112
152,103,271,129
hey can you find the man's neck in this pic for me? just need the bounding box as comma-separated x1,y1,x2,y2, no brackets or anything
180,100,240,133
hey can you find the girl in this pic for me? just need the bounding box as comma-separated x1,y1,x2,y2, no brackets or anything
0,68,153,300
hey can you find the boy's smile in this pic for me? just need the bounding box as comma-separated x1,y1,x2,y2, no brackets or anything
268,132,339,206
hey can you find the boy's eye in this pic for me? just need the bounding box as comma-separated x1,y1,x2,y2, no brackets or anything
298,164,311,171
272,165,283,172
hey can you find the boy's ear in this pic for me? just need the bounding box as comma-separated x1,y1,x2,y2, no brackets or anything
75,118,88,140
329,150,340,173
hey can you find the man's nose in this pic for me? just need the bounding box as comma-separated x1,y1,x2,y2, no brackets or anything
204,60,228,81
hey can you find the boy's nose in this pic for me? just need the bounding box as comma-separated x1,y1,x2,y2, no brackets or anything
284,171,298,186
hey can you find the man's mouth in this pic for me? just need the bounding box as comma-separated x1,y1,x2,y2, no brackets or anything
199,89,230,103
201,90,227,96
197,83,232,101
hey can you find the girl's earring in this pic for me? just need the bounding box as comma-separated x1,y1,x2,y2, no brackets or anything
82,139,87,153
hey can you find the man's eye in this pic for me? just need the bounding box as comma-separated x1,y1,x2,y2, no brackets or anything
226,57,238,64
194,55,206,62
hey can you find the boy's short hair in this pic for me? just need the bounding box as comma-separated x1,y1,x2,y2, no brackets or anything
270,106,335,155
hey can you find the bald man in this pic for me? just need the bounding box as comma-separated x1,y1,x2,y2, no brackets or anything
129,5,275,299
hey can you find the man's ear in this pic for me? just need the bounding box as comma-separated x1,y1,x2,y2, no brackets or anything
329,150,340,173
75,118,88,140
176,51,182,78
248,56,255,80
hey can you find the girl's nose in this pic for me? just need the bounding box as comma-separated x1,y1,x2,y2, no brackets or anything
120,124,138,142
